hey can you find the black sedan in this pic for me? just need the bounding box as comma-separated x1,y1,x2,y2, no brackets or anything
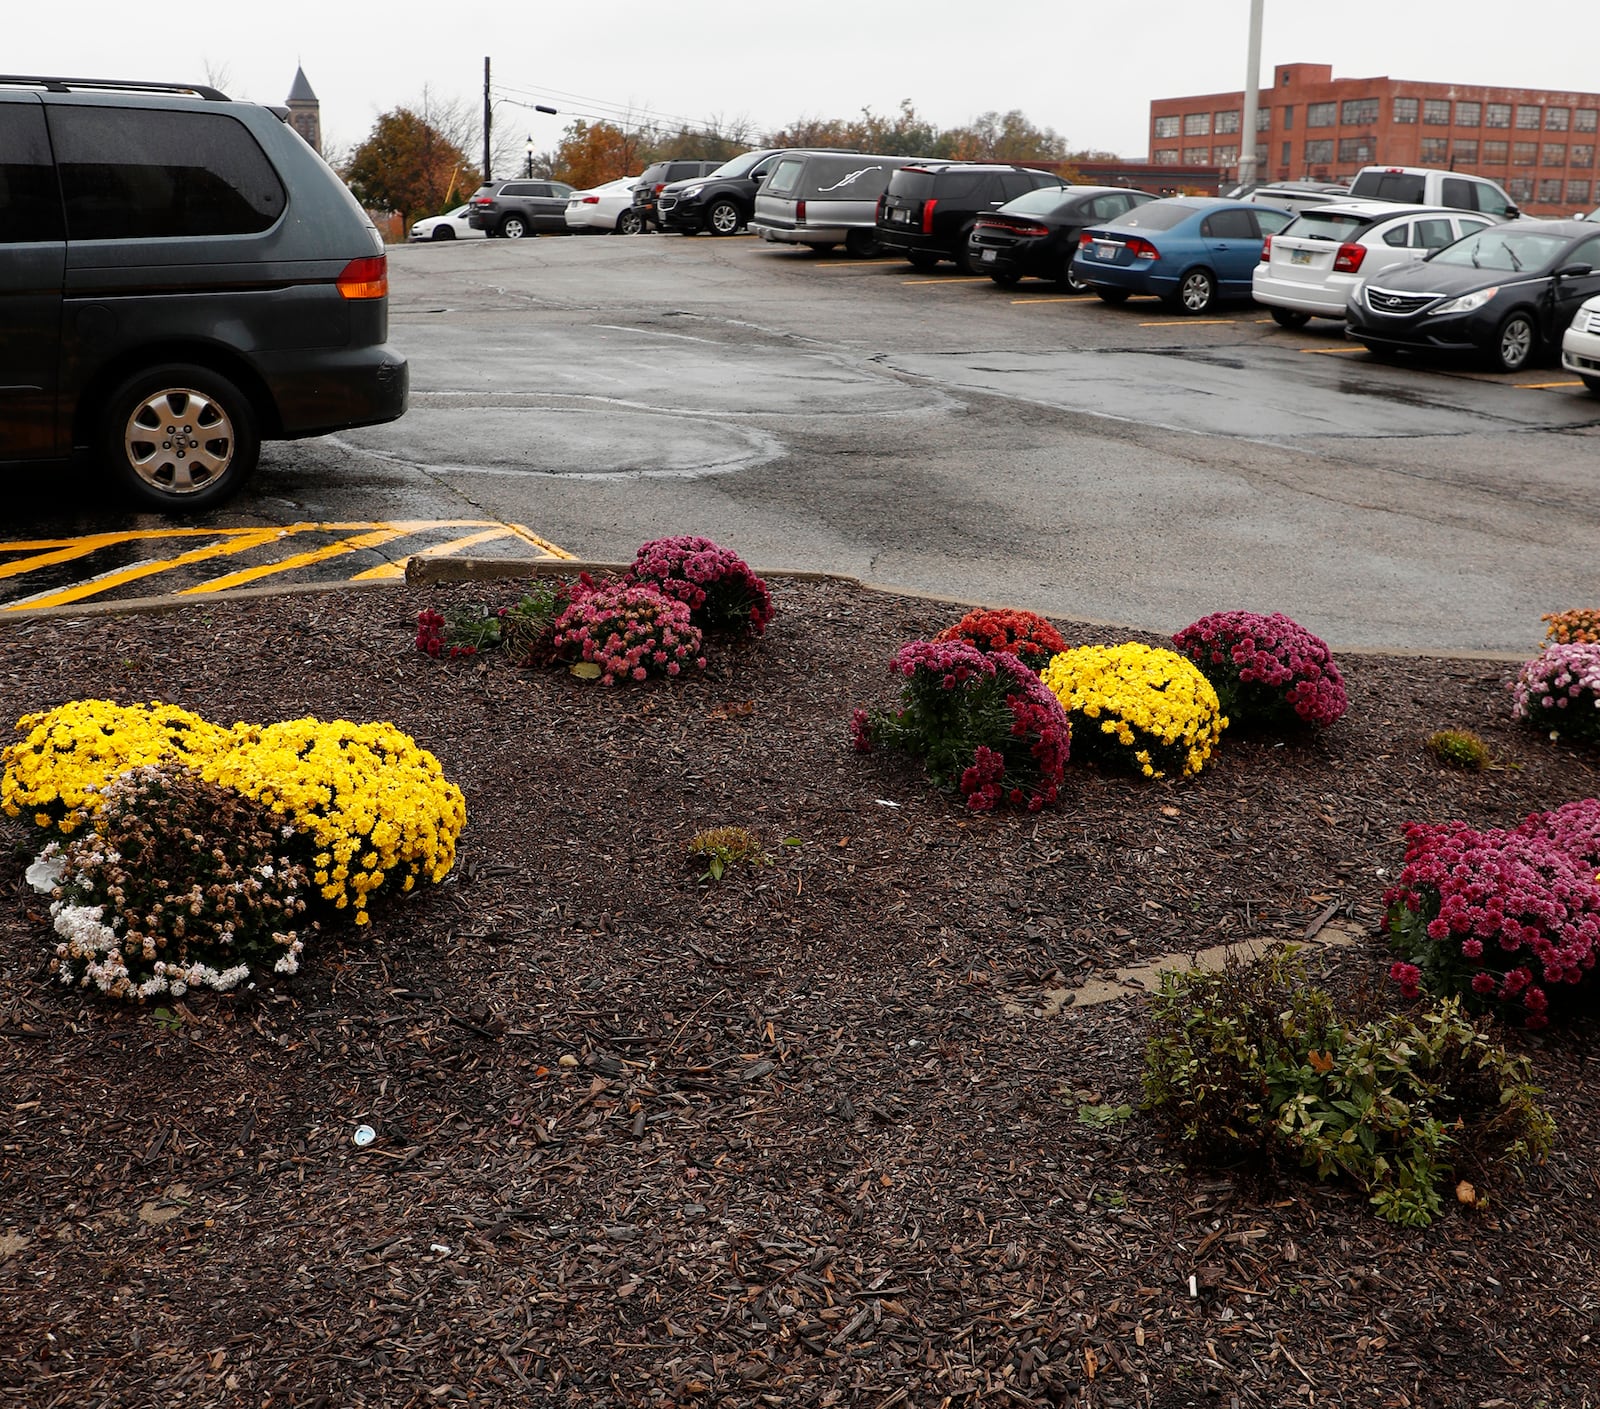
1345,219,1600,372
967,185,1156,290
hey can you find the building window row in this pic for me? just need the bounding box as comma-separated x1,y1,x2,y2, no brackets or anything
1423,98,1451,124
1214,109,1240,134
1184,146,1210,163
1184,112,1210,136
1306,101,1336,128
1153,147,1178,165
1154,115,1179,139
1303,139,1334,163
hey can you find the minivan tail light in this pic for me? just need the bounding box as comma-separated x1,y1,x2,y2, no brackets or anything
1260,235,1273,263
921,199,937,234
337,256,388,300
1333,242,1367,273
796,199,806,224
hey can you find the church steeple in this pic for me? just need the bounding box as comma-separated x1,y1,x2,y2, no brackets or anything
286,66,321,153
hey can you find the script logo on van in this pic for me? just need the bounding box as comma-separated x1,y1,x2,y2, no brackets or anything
818,166,887,193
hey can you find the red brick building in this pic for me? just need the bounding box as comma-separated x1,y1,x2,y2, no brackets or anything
1149,63,1600,217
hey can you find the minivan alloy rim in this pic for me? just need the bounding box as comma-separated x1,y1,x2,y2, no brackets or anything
124,389,234,494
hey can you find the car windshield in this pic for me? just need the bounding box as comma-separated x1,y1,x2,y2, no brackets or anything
1431,228,1570,272
707,150,773,180
1282,211,1375,242
1107,200,1196,232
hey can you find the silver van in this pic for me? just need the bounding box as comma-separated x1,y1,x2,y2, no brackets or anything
752,152,922,257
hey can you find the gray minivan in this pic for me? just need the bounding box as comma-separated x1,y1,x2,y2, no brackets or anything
0,75,407,511
752,153,923,257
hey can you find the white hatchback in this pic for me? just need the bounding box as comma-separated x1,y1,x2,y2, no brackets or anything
408,204,485,242
1252,201,1493,327
563,176,642,234
1561,295,1600,396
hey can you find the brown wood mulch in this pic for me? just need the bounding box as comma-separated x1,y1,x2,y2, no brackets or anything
2,576,1598,1409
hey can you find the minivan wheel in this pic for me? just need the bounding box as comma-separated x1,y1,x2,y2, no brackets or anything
498,215,528,239
1174,269,1217,314
101,364,259,512
1490,312,1537,372
844,228,883,258
706,200,742,235
617,209,644,236
1270,308,1311,329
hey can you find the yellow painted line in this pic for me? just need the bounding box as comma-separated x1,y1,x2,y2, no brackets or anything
1516,379,1584,389
901,277,990,285
349,526,533,581
1301,345,1367,355
812,260,895,268
183,527,415,593
1011,296,1083,305
9,529,287,610
1137,318,1238,327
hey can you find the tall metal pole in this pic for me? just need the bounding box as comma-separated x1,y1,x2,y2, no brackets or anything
482,57,492,182
1237,0,1264,190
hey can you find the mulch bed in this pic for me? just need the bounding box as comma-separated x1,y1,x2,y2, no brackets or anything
2,576,1598,1409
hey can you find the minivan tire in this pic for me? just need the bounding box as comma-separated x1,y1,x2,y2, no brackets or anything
498,215,528,239
101,364,260,512
1270,308,1311,329
706,200,742,235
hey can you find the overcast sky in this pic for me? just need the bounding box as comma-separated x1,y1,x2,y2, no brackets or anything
10,2,1598,164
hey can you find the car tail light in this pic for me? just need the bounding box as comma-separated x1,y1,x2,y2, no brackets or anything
581,196,599,204
1333,242,1367,273
336,255,387,300
653,183,665,194
796,199,806,224
1260,235,1273,262
471,197,491,207
1078,231,1095,249
921,199,937,234
1125,236,1160,261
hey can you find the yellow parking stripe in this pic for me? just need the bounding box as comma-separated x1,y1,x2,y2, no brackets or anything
1516,379,1584,389
1011,296,1082,305
1138,318,1238,327
349,526,532,580
185,527,424,593
812,260,895,269
901,277,991,285
1302,345,1366,355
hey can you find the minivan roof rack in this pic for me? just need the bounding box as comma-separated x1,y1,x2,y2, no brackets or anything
0,75,229,101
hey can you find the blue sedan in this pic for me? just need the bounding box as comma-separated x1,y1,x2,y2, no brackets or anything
1071,197,1294,314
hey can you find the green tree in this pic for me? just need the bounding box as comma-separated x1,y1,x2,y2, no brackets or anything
344,103,480,226
942,110,1069,163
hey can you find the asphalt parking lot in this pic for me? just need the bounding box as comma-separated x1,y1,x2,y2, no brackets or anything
6,231,1598,651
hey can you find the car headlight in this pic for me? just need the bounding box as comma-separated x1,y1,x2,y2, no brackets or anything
679,185,705,200
1430,287,1499,317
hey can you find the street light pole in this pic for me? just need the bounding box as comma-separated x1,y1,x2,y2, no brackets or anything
1237,0,1264,191
525,137,534,179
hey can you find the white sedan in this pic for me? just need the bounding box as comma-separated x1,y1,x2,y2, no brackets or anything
1561,294,1600,396
1252,201,1492,327
408,205,485,242
564,176,643,234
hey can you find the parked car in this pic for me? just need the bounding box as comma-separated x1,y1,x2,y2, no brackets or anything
1345,219,1600,372
967,185,1156,289
629,159,719,233
1347,166,1519,222
0,74,406,511
564,176,643,234
1235,181,1351,215
877,164,1067,272
1561,294,1600,393
751,152,924,256
1252,201,1494,327
657,148,839,236
1071,197,1294,314
408,204,485,242
467,179,576,238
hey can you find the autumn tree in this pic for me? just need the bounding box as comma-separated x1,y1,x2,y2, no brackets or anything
344,96,481,225
941,110,1069,164
550,120,647,189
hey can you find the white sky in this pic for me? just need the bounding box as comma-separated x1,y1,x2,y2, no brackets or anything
8,2,1598,162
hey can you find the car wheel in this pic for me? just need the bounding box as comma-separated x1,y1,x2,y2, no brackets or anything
498,215,528,239
1175,269,1217,315
845,228,883,258
1490,312,1537,372
617,209,644,236
806,243,838,254
100,364,259,512
431,226,455,241
955,225,983,274
1057,260,1090,293
1582,374,1600,396
1094,288,1131,306
706,200,741,235
1270,308,1311,330
989,271,1020,288
907,252,940,271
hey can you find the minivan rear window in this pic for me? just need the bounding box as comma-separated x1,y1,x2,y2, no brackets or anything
50,105,286,240
1282,210,1376,241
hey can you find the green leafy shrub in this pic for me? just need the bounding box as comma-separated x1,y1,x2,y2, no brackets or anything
1426,728,1491,771
687,826,769,882
1142,945,1554,1226
37,763,313,1001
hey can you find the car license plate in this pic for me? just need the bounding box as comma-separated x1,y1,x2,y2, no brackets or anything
981,249,995,262
1290,249,1313,265
892,208,909,223
1096,243,1116,261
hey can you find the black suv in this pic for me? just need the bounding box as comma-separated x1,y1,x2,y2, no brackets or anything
657,148,851,236
877,164,1066,271
467,178,576,238
0,75,407,511
628,159,718,233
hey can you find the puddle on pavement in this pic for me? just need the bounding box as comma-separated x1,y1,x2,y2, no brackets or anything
1004,924,1361,1017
